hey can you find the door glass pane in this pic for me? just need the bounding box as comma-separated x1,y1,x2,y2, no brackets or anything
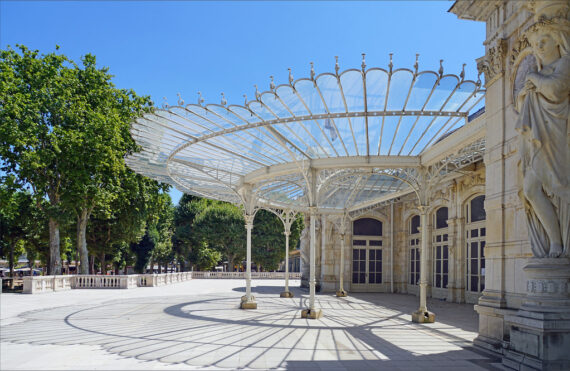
471,276,479,292
471,242,478,257
353,218,382,236
353,239,366,246
436,207,448,229
370,240,382,246
369,249,375,260
471,258,478,273
470,195,486,222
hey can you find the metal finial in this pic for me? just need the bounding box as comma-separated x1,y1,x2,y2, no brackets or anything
439,59,444,77
361,53,366,71
335,56,339,76
389,53,394,74
414,54,419,74
288,68,294,85
197,91,204,106
254,84,261,101
310,62,315,81
243,94,248,106
460,63,466,81
220,92,227,107
269,75,275,91
162,97,168,109
177,93,184,106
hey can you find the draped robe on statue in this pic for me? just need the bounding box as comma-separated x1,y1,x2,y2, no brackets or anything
515,54,570,257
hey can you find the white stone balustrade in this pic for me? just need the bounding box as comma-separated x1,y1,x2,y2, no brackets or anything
191,271,301,279
21,271,299,294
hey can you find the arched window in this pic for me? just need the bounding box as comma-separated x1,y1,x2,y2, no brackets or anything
409,215,420,285
466,195,486,293
353,218,382,236
433,207,449,289
351,218,383,287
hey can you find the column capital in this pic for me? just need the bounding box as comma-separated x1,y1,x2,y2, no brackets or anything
418,204,429,214
308,206,317,216
283,231,291,237
244,214,255,226
244,222,254,230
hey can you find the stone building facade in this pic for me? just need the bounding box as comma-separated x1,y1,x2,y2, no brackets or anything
301,159,487,305
300,1,570,369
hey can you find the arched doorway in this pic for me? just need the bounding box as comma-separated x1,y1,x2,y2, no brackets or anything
350,218,384,292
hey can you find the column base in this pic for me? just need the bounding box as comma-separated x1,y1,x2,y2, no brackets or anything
336,289,348,297
411,309,435,323
280,291,294,298
301,308,322,319
240,295,257,309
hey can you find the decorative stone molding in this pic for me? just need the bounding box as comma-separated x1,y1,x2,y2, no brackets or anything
477,39,507,85
458,172,485,191
526,279,569,295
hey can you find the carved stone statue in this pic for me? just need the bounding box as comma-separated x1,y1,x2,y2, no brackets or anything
515,5,570,258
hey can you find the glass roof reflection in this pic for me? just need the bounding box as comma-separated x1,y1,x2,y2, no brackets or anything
127,59,485,212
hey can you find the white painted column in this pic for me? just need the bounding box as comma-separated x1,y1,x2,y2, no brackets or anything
336,215,347,297
321,214,326,283
391,201,395,293
284,230,290,292
339,232,345,291
309,208,317,310
246,220,253,301
419,207,429,312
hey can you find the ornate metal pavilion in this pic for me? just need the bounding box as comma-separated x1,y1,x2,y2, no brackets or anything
127,55,486,320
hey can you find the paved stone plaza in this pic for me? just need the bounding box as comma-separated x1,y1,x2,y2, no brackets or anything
0,279,502,370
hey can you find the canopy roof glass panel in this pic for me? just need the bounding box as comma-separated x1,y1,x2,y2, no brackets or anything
127,59,485,212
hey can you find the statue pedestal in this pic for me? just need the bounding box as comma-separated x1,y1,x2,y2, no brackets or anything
503,258,570,370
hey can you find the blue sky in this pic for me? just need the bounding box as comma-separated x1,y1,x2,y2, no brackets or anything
1,1,485,205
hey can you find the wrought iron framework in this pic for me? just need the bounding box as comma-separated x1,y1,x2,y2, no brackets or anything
127,56,486,213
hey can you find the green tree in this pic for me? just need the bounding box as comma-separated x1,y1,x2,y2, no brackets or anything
59,54,152,275
194,202,245,272
195,244,222,271
0,45,77,274
0,181,28,279
87,171,170,274
252,211,304,271
173,195,213,271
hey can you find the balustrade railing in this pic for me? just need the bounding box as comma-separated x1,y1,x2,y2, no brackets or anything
21,271,300,294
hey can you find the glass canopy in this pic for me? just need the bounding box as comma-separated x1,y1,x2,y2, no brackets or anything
127,58,485,213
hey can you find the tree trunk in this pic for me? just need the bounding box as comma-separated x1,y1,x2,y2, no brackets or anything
100,252,106,275
48,218,62,275
77,208,90,275
124,265,128,275
158,264,162,274
179,260,185,272
9,243,14,288
89,255,95,274
228,255,235,272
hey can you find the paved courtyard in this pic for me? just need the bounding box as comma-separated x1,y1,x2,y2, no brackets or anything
0,279,502,370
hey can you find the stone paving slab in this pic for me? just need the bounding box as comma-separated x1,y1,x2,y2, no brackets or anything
0,279,502,370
